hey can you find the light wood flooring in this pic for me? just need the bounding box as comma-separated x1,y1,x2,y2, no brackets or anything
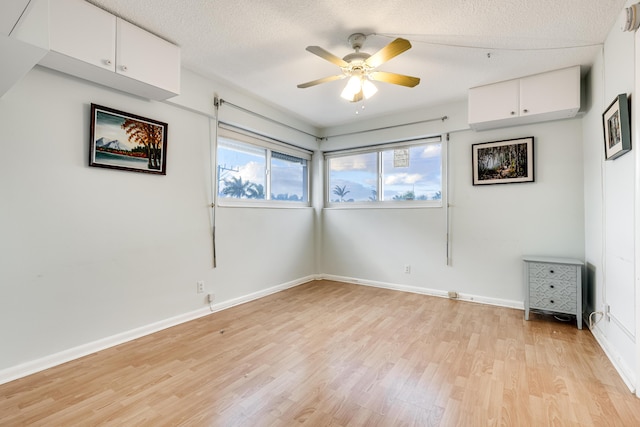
2,280,640,426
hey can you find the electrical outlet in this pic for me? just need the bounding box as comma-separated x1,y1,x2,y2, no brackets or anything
404,264,411,274
208,293,215,303
197,281,204,294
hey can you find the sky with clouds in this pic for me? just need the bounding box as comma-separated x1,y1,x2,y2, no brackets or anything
329,143,441,201
217,137,441,202
217,140,307,199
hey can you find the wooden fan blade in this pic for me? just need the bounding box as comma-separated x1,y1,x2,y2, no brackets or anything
297,74,345,88
369,71,420,87
298,74,346,89
306,46,349,67
364,38,412,69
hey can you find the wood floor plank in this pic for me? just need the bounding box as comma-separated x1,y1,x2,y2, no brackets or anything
2,280,640,426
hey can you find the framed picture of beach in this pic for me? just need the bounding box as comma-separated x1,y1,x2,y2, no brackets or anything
89,104,168,175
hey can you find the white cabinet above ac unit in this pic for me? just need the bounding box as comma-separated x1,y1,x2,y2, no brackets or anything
13,0,181,100
468,66,580,131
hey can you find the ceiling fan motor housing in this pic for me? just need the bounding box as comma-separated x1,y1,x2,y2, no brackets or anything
343,52,371,65
344,34,371,74
347,33,367,50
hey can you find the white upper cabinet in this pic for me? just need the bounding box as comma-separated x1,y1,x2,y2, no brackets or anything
519,66,580,118
48,0,116,72
467,79,519,124
468,66,580,131
15,0,180,100
116,18,180,96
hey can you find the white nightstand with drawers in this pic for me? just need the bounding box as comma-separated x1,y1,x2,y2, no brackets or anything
523,256,584,329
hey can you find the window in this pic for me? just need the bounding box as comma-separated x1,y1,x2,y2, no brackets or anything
328,152,377,202
216,128,310,205
326,138,443,206
270,151,309,201
217,139,267,199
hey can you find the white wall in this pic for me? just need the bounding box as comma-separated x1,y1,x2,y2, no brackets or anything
2,5,636,390
0,66,317,379
321,101,585,306
448,119,585,302
583,3,637,390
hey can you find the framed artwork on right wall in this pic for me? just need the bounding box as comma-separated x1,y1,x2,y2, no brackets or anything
603,93,631,161
472,137,534,186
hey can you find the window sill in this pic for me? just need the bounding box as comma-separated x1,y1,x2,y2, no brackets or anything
217,200,312,209
324,201,442,209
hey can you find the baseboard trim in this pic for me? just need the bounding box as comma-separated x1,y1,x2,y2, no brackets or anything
4,273,634,400
320,274,523,310
0,275,317,385
589,325,636,393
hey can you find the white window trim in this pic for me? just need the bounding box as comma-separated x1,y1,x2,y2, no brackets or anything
218,126,313,160
324,136,444,209
216,127,312,207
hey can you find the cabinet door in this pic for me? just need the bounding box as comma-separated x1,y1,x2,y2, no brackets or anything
49,0,116,71
468,79,519,124
116,18,180,95
519,66,580,117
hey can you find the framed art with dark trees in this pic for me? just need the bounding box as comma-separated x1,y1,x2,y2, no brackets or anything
603,93,631,161
472,137,534,185
89,104,168,175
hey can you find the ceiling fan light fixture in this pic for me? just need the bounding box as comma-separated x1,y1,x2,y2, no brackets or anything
340,75,378,102
340,76,363,100
362,79,378,99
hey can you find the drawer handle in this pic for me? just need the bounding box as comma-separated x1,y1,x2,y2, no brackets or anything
550,285,555,289
549,270,554,274
550,300,554,304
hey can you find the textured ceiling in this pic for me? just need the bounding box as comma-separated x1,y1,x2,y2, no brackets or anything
87,0,626,129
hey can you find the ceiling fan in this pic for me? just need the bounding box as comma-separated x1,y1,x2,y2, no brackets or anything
297,33,420,103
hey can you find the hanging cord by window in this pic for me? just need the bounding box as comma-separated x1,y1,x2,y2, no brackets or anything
210,97,220,268
445,132,451,266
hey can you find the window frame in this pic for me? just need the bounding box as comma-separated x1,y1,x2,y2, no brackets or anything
216,126,312,208
324,136,444,209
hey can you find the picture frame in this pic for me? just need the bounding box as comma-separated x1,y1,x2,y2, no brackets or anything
89,104,168,174
472,137,534,185
603,93,631,161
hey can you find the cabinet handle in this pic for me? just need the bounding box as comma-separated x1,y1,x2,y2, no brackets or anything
510,111,516,115
523,109,529,113
550,285,555,289
549,270,554,274
121,65,128,72
550,300,554,304
104,59,112,66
